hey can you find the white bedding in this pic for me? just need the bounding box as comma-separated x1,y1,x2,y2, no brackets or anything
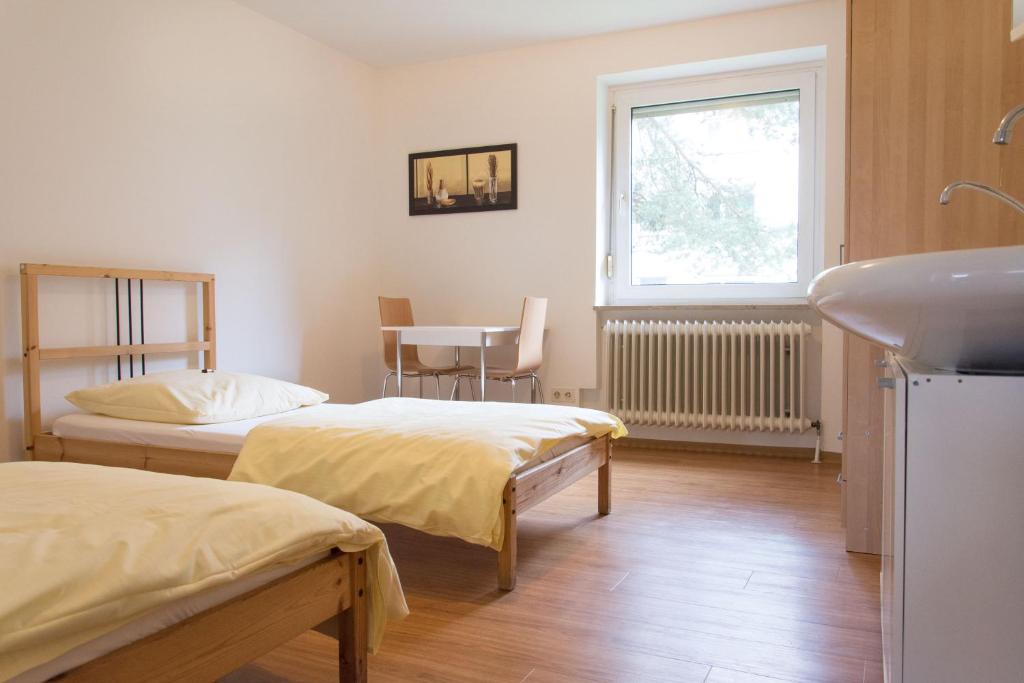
10,552,328,683
51,405,333,454
49,405,600,469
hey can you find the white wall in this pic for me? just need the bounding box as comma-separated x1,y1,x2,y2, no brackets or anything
0,0,383,460
0,0,848,461
372,0,847,451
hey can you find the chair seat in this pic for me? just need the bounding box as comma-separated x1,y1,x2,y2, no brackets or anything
456,366,537,380
386,362,461,375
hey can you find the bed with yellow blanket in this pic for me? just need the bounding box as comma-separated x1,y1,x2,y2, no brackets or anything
40,398,625,590
229,398,626,586
0,462,407,683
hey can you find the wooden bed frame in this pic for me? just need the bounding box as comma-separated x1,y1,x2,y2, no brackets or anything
55,549,368,682
20,263,613,591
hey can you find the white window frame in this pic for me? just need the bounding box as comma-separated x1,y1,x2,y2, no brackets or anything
610,63,824,304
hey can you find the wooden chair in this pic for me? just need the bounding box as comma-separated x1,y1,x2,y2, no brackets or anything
452,297,547,403
379,296,459,399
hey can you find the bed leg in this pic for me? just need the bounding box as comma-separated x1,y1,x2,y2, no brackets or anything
498,478,517,591
340,551,368,683
598,443,612,515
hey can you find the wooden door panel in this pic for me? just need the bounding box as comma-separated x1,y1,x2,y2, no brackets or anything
845,0,1024,553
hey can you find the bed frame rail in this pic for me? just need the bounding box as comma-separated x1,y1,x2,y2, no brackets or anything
20,263,216,457
498,436,611,590
58,550,367,682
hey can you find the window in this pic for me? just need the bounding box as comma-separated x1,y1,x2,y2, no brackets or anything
610,66,821,302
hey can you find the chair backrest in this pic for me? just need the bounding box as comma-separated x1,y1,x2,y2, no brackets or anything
378,297,420,370
513,296,547,373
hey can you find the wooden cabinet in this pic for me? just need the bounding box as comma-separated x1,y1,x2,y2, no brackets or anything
844,0,1024,554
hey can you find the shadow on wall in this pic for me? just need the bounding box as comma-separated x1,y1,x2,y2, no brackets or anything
2,269,20,461
2,381,14,462
297,289,386,405
0,266,39,461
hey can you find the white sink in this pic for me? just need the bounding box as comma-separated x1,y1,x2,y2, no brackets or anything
808,245,1024,373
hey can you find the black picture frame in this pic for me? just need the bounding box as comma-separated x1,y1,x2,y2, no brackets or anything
408,143,517,216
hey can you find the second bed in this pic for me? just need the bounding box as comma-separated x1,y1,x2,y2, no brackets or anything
36,399,621,590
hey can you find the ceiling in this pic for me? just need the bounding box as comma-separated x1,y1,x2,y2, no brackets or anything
235,0,809,68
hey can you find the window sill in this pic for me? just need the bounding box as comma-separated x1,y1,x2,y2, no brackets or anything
594,299,811,311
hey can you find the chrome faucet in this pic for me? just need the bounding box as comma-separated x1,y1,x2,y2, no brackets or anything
940,105,1024,213
993,103,1024,145
939,180,1024,216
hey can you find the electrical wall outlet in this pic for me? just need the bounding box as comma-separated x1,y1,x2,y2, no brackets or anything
549,388,580,406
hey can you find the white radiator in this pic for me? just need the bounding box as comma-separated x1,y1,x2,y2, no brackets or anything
604,320,813,432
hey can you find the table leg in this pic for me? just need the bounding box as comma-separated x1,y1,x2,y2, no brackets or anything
396,330,403,398
479,332,486,402
454,347,461,400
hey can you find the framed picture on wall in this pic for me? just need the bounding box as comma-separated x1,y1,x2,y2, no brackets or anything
408,143,517,216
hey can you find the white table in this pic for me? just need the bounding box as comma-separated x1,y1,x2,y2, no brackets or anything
381,326,519,401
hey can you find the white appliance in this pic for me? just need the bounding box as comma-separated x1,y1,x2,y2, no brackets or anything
880,354,1024,682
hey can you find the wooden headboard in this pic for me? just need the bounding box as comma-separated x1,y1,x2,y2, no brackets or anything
19,264,216,455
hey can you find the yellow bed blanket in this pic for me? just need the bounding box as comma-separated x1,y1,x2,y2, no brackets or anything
229,398,627,550
0,462,407,682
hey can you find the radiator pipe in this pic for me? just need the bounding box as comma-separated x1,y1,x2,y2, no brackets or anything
811,420,822,464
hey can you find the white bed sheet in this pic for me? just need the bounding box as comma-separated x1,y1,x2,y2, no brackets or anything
51,405,332,454
10,551,330,683
51,405,595,474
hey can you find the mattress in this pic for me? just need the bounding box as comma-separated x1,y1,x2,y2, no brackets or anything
10,551,329,683
50,404,595,472
51,405,333,454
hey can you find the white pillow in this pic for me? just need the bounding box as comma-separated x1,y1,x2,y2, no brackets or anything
65,370,329,424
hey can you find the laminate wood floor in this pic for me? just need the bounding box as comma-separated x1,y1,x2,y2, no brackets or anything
228,447,881,683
